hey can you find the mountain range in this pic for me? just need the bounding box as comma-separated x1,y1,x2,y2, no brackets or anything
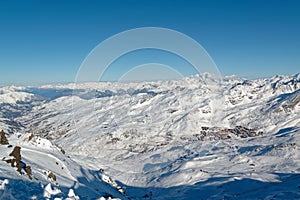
0,73,299,199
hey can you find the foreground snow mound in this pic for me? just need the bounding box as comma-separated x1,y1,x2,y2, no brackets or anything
0,132,127,199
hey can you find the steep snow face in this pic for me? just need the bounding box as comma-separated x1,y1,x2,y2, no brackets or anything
222,74,300,133
0,133,126,199
0,73,300,199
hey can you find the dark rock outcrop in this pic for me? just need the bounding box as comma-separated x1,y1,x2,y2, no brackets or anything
0,130,9,145
9,146,22,174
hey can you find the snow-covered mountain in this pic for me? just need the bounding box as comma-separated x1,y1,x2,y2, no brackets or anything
0,73,300,199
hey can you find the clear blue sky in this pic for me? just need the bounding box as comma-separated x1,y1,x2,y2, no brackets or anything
0,0,299,85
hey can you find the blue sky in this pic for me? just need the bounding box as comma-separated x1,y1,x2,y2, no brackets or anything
0,0,299,85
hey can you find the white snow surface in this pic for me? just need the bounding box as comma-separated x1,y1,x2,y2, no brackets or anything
0,73,300,199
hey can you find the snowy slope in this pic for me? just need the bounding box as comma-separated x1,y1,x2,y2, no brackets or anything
0,73,300,199
0,86,45,133
0,133,127,199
